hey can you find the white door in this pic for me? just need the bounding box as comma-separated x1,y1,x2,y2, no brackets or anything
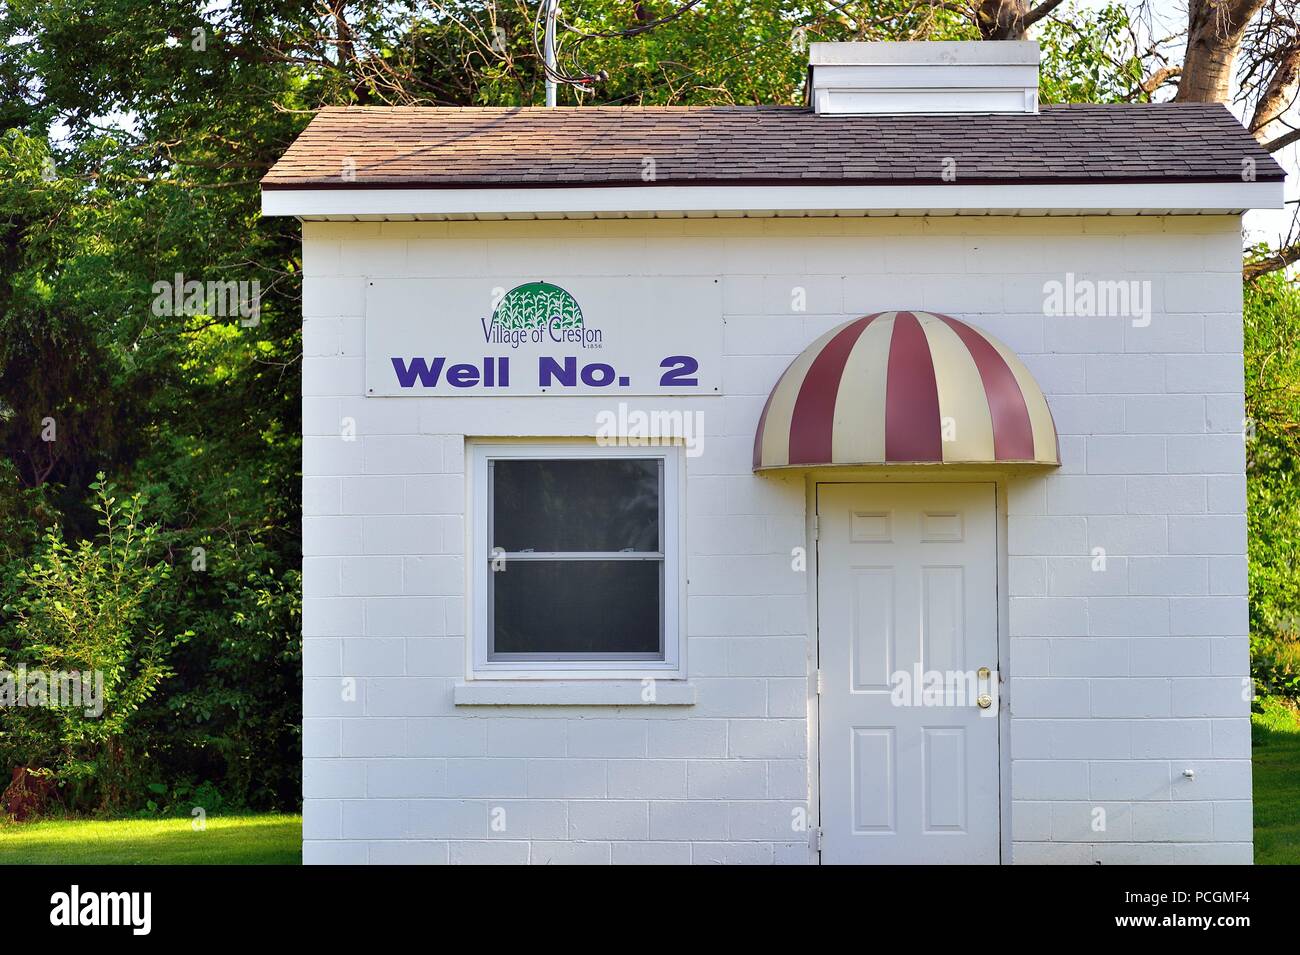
817,483,1001,864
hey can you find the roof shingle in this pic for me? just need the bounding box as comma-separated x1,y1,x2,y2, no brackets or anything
261,103,1285,189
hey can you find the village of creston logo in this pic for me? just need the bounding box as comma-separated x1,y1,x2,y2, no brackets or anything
481,281,603,349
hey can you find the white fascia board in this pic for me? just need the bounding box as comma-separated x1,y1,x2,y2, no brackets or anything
261,180,1285,219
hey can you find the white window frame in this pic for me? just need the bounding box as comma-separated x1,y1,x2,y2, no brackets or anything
469,442,683,680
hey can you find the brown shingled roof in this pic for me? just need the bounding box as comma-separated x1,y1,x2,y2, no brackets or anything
261,103,1285,190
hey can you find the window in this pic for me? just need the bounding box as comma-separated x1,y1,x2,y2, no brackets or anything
471,444,681,677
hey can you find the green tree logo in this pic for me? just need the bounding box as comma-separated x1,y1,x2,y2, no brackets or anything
493,282,584,332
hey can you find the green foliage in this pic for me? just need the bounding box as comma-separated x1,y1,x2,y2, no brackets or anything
1245,271,1300,707
0,476,190,811
1037,3,1147,104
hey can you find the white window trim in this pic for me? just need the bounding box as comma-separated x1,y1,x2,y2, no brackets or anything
468,441,685,681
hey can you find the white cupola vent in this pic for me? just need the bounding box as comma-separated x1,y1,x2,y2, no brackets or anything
808,41,1040,116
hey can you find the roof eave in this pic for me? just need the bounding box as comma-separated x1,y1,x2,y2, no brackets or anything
261,179,1285,220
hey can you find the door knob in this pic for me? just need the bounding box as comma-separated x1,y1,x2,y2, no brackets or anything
977,694,993,709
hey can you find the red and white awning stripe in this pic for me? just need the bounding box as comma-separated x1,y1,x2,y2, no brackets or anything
753,311,1059,470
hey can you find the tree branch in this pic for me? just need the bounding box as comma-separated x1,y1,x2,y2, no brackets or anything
1245,243,1300,282
1024,0,1067,28
1261,126,1300,152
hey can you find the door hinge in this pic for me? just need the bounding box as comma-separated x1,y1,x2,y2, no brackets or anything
813,515,820,540
815,669,824,695
811,827,823,852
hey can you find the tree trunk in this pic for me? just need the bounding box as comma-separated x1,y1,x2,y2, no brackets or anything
1251,39,1300,146
1174,0,1267,102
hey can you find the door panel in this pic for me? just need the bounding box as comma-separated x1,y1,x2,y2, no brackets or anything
818,483,1000,864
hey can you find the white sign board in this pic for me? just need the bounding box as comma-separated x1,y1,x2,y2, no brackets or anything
365,277,722,397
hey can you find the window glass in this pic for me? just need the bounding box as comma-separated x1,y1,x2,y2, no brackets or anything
492,560,661,656
492,458,659,553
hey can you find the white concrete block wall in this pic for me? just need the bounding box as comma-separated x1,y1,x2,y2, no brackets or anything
300,214,1251,864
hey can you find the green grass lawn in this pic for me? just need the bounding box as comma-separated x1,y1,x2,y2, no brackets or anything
0,813,301,865
1253,698,1300,865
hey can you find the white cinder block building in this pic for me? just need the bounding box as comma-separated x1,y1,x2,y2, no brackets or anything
263,42,1286,865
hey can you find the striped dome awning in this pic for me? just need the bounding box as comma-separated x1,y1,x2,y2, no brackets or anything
753,311,1059,470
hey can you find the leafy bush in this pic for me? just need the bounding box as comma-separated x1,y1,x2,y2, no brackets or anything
0,475,190,812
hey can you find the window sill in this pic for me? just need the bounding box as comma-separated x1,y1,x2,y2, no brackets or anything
453,680,697,707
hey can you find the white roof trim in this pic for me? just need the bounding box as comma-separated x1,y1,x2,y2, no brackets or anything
261,180,1285,220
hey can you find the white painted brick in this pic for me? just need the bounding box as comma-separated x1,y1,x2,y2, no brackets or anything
366,759,445,798
362,516,444,555
303,800,342,839
303,639,342,677
1206,475,1246,515
1011,638,1050,676
406,718,485,757
1011,801,1053,841
1047,396,1125,435
1008,517,1087,555
1128,557,1207,596
1012,678,1090,717
1210,637,1249,677
726,637,807,676
1090,761,1170,800
1166,434,1244,474
403,475,465,514
1170,842,1251,864
1123,395,1205,434
1012,761,1089,800
340,557,403,597
303,598,364,638
342,799,409,839
1046,557,1129,597
1010,597,1088,637
368,841,449,865
1169,516,1246,555
647,720,727,758
1211,718,1251,758
729,719,806,758
568,801,649,841
608,760,686,798
1088,597,1168,636
1051,802,1133,841
1048,639,1129,677
342,638,404,676
1089,679,1171,718
1087,516,1167,555
487,800,567,840
445,758,526,797
1164,274,1240,313
766,760,809,799
303,477,342,515
341,477,405,515
526,759,607,798
612,842,692,865
342,718,404,757
687,760,766,799
404,638,461,676
303,517,363,557
1125,476,1206,514
304,759,366,798
649,801,729,841
449,841,528,864
1172,760,1251,800
1165,355,1242,394
1171,678,1248,717
304,719,341,758
487,719,567,757
1170,597,1247,637
1085,355,1164,394
1212,801,1252,841
364,435,443,475
1045,719,1131,759
565,720,648,757
1085,436,1165,474
365,598,444,638
530,841,611,865
1130,638,1211,676
1129,719,1212,759
1131,802,1213,841
1046,477,1127,515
